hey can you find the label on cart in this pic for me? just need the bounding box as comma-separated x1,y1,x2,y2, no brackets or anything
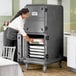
31,12,38,16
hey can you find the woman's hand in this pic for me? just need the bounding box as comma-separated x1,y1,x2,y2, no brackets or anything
23,35,34,43
41,39,44,42
29,38,34,43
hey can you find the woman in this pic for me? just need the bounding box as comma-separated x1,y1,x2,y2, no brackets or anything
4,8,33,61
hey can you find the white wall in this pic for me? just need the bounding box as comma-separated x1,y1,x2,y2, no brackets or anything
62,0,70,32
20,0,32,9
47,0,58,5
0,0,12,16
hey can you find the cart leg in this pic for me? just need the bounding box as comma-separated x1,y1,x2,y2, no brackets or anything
43,65,47,73
58,61,62,68
25,63,29,70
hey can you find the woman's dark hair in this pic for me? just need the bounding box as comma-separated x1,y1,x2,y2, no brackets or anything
10,8,29,22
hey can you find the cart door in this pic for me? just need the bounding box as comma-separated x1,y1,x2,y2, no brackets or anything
24,5,45,33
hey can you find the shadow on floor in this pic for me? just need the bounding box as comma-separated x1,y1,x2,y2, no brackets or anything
20,61,76,76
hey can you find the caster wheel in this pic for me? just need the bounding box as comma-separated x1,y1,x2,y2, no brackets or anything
22,70,24,72
43,65,47,73
25,63,29,70
58,61,62,68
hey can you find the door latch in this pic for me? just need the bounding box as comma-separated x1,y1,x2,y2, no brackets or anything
46,36,49,40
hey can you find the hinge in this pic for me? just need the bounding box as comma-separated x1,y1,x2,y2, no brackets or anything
45,54,48,58
45,26,48,31
46,36,49,40
45,8,48,12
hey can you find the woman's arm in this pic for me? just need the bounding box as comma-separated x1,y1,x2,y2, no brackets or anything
17,25,33,42
23,35,33,42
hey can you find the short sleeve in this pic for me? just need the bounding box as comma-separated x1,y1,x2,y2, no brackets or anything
19,28,27,36
18,25,27,36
